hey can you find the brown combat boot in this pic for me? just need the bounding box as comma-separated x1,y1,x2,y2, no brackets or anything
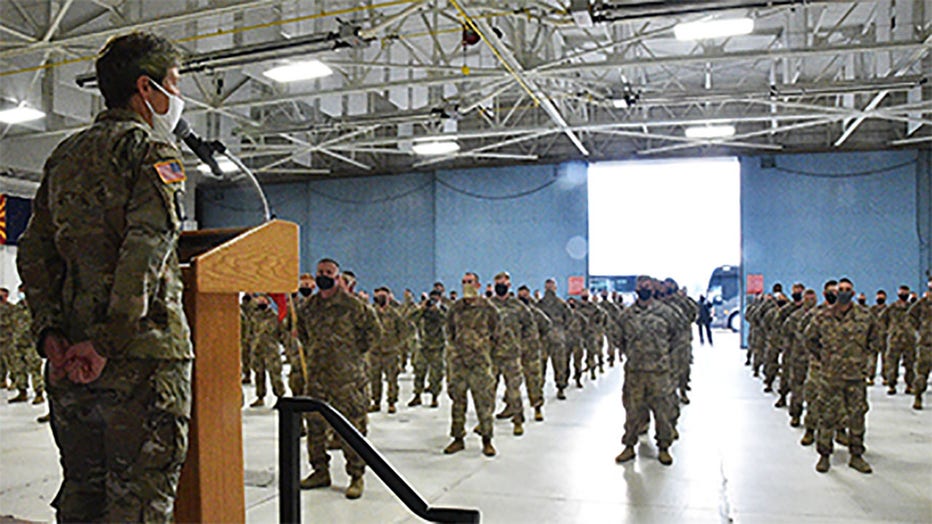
9,389,28,403
481,437,496,457
300,469,331,490
387,403,396,414
887,385,896,395
495,408,514,420
32,393,45,405
249,397,264,408
407,394,422,407
36,413,50,424
614,447,635,463
513,421,524,436
905,385,914,395
368,403,380,413
590,369,597,380
913,395,923,410
680,392,690,405
556,388,566,400
430,394,439,408
345,476,364,499
774,394,787,408
443,438,465,454
800,429,815,446
534,407,543,422
789,415,801,427
815,454,831,473
657,448,673,466
848,455,872,474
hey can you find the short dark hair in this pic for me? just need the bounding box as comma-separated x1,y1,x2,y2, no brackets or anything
899,284,910,291
429,290,442,298
517,285,530,292
823,280,838,290
839,277,853,286
317,257,340,268
876,289,886,295
96,31,182,109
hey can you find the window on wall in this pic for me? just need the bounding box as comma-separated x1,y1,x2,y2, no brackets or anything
587,157,741,297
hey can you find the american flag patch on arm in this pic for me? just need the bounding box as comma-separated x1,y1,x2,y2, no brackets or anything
154,160,186,184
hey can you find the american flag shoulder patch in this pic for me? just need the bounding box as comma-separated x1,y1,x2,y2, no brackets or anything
154,160,186,184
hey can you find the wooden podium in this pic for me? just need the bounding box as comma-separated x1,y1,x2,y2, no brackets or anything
175,220,299,523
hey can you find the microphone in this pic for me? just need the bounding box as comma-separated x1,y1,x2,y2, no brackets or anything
173,118,226,178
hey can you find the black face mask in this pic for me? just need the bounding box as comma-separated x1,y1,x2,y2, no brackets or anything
374,296,387,306
494,283,509,297
519,296,530,305
836,290,854,305
257,303,269,310
791,292,802,302
825,292,837,305
857,298,867,306
898,293,910,302
776,299,788,307
485,290,493,298
636,288,653,301
298,287,313,297
876,297,886,305
315,275,335,291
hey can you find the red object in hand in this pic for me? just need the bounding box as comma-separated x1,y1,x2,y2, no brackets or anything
63,341,108,384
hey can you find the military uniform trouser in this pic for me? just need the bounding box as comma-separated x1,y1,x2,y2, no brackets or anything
571,343,585,377
884,340,916,388
520,344,544,408
543,336,569,389
47,359,191,523
447,359,495,439
787,353,809,418
587,333,603,369
803,363,848,432
751,334,766,373
763,344,781,386
866,345,884,379
10,345,43,394
815,378,868,456
0,347,9,383
285,340,306,396
493,351,524,422
369,352,400,405
252,344,285,399
240,338,251,380
413,346,445,396
306,383,367,478
913,346,932,395
622,369,674,449
673,345,691,392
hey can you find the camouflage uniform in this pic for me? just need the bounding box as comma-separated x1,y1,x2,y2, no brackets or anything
413,302,447,397
370,305,405,407
446,297,500,439
747,297,776,375
568,308,589,384
867,303,887,380
296,289,381,479
536,291,572,391
663,294,697,397
17,108,193,522
523,302,551,409
804,304,881,457
490,296,533,422
398,297,420,371
0,300,13,387
783,301,816,421
10,300,43,396
768,301,804,396
251,305,286,400
762,302,795,390
240,300,255,383
282,295,309,396
618,301,678,450
881,301,916,390
576,300,607,373
908,296,931,400
597,299,623,367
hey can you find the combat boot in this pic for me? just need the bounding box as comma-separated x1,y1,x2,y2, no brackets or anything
599,364,604,374
345,476,364,499
800,429,815,446
482,437,496,457
672,428,679,440
866,377,874,385
36,413,50,424
407,394,422,407
913,395,923,410
534,407,544,422
9,389,28,403
472,424,481,435
495,408,515,420
430,394,439,408
886,385,896,395
249,397,264,408
556,388,566,400
387,403,396,414
763,384,773,393
32,393,45,405
614,447,635,463
443,438,465,454
848,455,872,474
753,369,760,378
679,392,690,405
300,469,331,490
834,429,849,447
815,454,830,473
905,385,914,395
590,369,597,380
774,394,787,408
575,375,583,388
657,448,673,466
789,415,801,427
241,375,252,385
368,403,380,413
513,421,524,436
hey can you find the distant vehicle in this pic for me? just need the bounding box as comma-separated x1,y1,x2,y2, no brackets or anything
706,265,740,332
589,275,638,305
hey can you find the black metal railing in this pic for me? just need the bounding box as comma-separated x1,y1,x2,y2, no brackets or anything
275,397,481,524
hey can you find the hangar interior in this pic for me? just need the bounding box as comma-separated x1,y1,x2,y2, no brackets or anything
0,1,930,523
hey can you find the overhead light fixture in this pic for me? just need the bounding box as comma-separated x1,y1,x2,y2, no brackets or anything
685,125,736,139
263,59,333,83
412,140,460,156
611,98,630,109
197,158,238,174
674,18,754,41
0,105,45,125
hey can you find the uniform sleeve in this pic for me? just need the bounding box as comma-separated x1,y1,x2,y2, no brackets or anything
867,313,883,356
803,316,822,361
359,303,384,354
907,300,921,330
88,141,183,358
16,177,66,356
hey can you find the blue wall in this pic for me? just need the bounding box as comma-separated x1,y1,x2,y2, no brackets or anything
198,162,590,296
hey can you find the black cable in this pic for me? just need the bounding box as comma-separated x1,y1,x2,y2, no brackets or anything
306,180,433,205
434,175,558,200
770,159,918,178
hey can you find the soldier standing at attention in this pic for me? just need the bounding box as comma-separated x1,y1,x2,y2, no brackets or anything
868,290,888,385
9,287,44,404
16,31,194,522
881,285,917,394
537,279,572,400
409,289,447,408
490,271,535,435
248,294,286,408
0,288,12,391
615,276,678,466
518,285,550,421
908,277,932,410
297,258,382,499
240,294,255,385
805,278,881,474
369,287,405,414
444,272,499,457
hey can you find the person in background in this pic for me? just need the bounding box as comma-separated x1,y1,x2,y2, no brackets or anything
697,295,713,346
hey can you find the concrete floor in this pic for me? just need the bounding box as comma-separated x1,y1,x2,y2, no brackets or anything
1,331,930,523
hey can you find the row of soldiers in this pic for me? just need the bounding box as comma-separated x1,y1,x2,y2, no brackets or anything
0,285,45,406
745,276,932,473
237,260,700,499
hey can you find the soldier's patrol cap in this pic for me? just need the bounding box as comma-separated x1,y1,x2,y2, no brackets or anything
494,271,511,280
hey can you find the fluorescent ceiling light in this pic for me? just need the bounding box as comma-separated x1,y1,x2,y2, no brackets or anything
263,59,333,83
197,158,238,174
412,140,460,156
611,98,630,109
674,18,754,41
685,125,736,139
0,106,45,124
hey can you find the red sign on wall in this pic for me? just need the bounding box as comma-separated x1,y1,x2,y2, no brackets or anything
568,276,586,295
747,274,764,294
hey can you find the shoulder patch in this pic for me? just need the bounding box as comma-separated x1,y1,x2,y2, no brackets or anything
154,160,186,184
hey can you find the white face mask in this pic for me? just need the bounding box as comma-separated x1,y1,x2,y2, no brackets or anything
143,76,184,143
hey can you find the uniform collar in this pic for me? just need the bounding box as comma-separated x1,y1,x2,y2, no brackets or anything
95,108,149,126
